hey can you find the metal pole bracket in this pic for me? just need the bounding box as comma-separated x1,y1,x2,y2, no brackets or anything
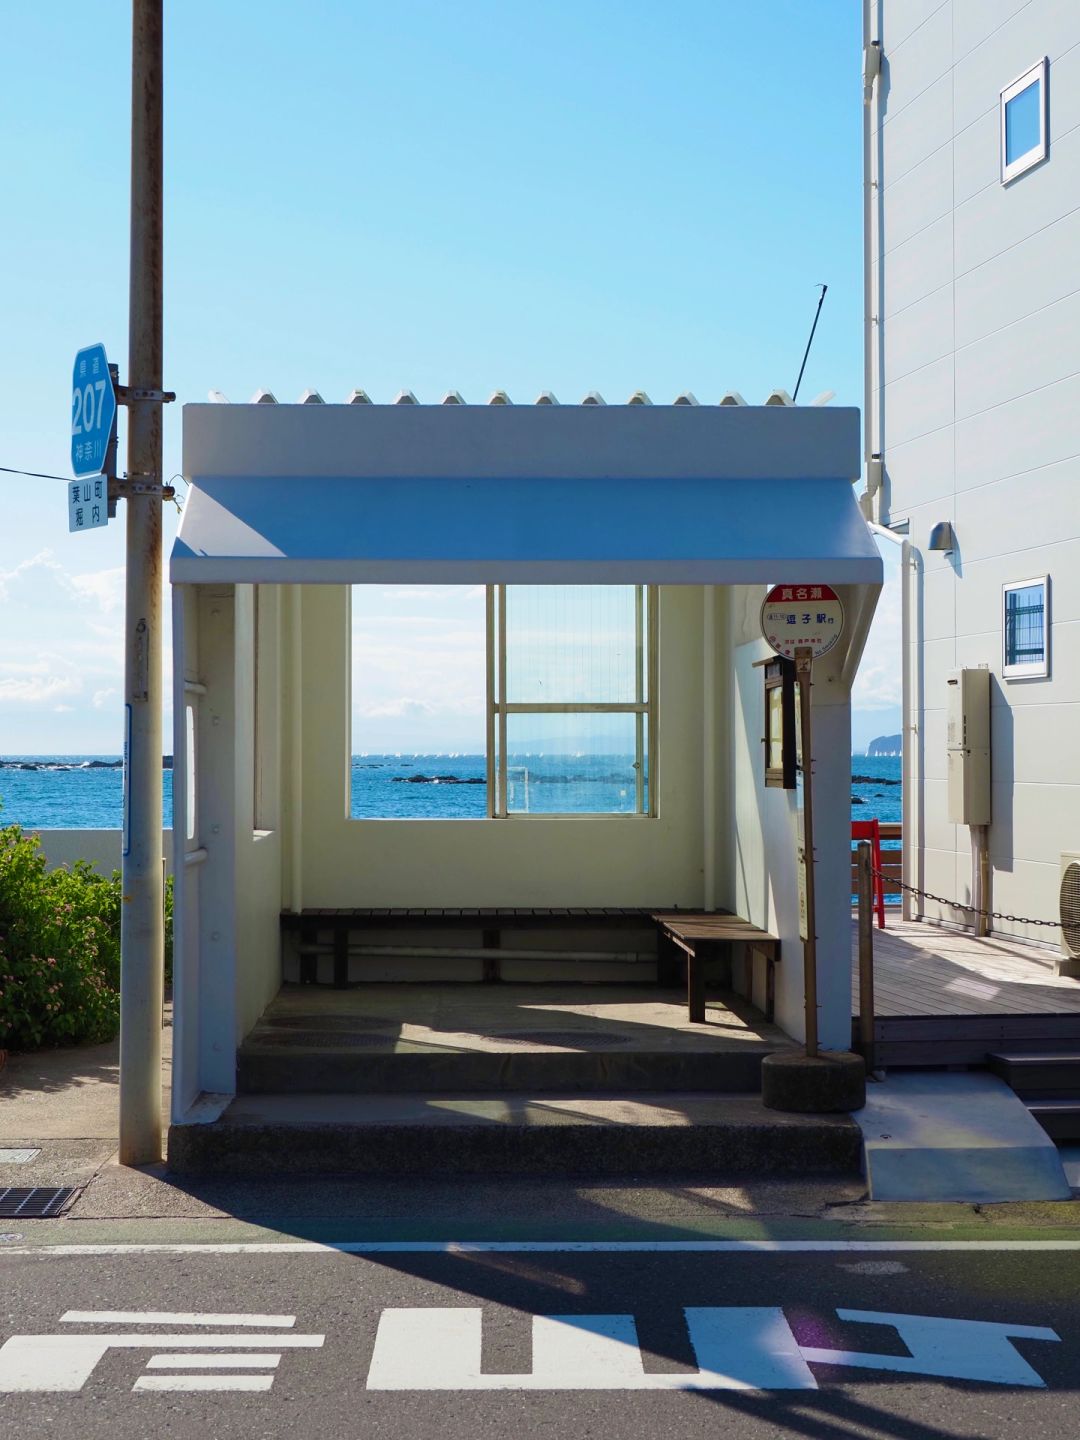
116,385,176,405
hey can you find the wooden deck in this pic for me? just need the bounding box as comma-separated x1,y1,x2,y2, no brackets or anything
851,917,1080,1065
852,918,1080,1018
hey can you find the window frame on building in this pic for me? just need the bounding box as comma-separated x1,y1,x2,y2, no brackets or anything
1002,574,1050,680
1000,58,1048,184
488,583,658,819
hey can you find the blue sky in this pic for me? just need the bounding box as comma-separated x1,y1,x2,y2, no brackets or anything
0,1,899,756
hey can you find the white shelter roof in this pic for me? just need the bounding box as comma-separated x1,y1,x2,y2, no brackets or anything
173,399,881,587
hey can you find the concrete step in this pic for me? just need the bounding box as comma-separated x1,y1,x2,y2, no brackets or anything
1025,1100,1080,1143
988,1051,1080,1100
236,1043,775,1095
167,1092,862,1179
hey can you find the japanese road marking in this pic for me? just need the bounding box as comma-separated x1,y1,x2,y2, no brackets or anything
6,1239,1080,1255
366,1306,1061,1392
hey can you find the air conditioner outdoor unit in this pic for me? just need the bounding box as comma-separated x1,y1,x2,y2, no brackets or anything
1059,852,1080,976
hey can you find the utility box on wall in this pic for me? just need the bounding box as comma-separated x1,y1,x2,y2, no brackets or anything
946,668,991,825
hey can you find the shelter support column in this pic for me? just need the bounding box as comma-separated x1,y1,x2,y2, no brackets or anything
703,586,717,912
807,681,855,1051
193,585,238,1096
282,585,303,912
170,584,200,1119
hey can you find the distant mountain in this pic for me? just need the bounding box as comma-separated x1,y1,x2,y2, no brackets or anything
866,733,902,757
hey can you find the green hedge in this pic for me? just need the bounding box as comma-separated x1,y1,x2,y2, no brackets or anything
0,822,172,1051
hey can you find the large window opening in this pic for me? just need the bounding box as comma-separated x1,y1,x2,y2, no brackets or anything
350,584,656,819
491,584,655,816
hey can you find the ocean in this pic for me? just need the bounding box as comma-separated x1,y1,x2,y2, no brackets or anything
0,754,902,829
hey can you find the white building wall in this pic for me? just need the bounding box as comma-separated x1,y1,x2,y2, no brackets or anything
170,583,284,1116
874,0,1080,942
297,584,709,911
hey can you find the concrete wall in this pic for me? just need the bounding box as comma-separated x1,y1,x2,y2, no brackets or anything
295,584,712,910
874,0,1080,942
171,582,284,1117
30,828,173,876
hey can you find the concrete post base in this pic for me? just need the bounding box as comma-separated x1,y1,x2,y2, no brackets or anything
761,1048,866,1114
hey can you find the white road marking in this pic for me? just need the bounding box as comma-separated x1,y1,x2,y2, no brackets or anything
133,1374,275,1392
145,1353,282,1368
801,1310,1060,1389
367,1307,818,1391
5,1239,1080,1256
836,1261,908,1275
0,1332,324,1392
62,1310,296,1327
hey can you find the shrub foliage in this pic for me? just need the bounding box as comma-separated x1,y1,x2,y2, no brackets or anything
0,822,172,1051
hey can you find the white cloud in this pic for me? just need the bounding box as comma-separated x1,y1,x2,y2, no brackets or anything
356,695,484,720
0,549,64,601
69,566,125,613
0,550,170,751
0,672,80,704
852,546,902,712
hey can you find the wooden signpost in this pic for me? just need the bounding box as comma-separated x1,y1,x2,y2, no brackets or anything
760,584,845,1059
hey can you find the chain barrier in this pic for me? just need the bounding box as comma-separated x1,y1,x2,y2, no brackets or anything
868,864,1060,929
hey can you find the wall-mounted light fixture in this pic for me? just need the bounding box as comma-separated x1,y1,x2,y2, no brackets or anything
928,520,955,554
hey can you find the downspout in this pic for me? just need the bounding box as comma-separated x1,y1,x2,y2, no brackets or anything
869,522,917,924
862,5,882,522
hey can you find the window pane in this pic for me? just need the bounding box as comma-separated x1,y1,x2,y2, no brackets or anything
1005,583,1045,666
504,586,643,703
503,712,646,814
1005,79,1041,163
351,584,487,818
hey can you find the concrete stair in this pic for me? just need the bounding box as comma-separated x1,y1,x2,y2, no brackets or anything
237,1041,773,1095
989,1051,1080,1142
235,982,784,1097
167,1091,862,1179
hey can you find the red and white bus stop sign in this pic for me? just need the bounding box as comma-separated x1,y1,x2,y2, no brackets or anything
760,583,845,661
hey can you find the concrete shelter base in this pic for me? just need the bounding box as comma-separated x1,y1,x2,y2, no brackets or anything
761,1048,867,1114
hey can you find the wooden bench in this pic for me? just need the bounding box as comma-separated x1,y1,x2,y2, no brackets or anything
280,907,659,988
652,912,781,1024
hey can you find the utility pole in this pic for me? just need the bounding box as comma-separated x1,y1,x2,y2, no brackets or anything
119,0,165,1165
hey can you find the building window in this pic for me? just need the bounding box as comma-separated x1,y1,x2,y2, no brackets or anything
1003,576,1049,679
491,585,657,817
1001,58,1048,183
350,584,657,818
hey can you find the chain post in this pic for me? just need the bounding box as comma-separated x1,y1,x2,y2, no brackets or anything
857,840,875,1073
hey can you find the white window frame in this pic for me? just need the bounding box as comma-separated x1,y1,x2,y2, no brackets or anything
1000,58,1048,184
488,584,658,819
1002,575,1049,680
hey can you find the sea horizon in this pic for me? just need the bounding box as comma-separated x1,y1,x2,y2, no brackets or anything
0,752,903,830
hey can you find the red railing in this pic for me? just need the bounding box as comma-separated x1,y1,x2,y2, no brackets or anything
851,821,902,906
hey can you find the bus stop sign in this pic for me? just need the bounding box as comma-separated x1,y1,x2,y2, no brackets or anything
760,583,845,661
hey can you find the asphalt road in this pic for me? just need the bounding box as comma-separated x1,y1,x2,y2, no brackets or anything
3,1241,1080,1438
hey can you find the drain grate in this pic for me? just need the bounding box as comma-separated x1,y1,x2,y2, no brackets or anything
494,1030,629,1048
249,1031,394,1050
0,1187,77,1218
260,1014,393,1031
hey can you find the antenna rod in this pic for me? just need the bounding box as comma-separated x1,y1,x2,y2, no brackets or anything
792,283,828,402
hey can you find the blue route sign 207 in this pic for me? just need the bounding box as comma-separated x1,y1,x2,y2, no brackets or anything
70,342,117,478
